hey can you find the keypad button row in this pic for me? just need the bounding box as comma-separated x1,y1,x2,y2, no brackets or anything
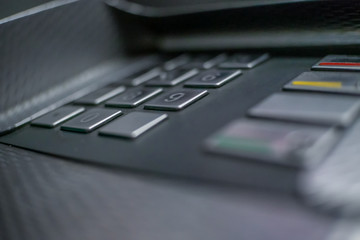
74,69,241,108
162,53,268,72
31,89,208,137
75,85,209,111
107,88,208,111
146,69,242,88
129,68,242,89
123,53,268,86
32,107,168,139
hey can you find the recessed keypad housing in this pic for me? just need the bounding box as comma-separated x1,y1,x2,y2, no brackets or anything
3,52,295,190
29,53,262,139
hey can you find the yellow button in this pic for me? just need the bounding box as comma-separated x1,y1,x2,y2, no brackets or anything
292,81,342,88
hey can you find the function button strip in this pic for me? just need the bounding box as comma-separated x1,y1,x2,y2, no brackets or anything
207,54,360,167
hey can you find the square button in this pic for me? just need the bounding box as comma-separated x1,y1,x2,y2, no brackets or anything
163,54,191,71
178,54,212,69
248,92,360,127
184,69,241,88
74,86,126,105
181,54,227,69
122,67,161,86
284,71,360,95
202,53,228,69
312,55,360,71
61,108,122,133
218,53,269,69
146,69,198,87
32,106,85,128
144,89,208,111
106,88,163,108
99,112,168,139
205,119,338,165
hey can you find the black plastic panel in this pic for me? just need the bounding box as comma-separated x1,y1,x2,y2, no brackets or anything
108,0,360,52
0,56,319,192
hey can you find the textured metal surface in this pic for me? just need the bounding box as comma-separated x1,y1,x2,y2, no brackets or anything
0,0,126,134
0,143,335,240
0,0,52,19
